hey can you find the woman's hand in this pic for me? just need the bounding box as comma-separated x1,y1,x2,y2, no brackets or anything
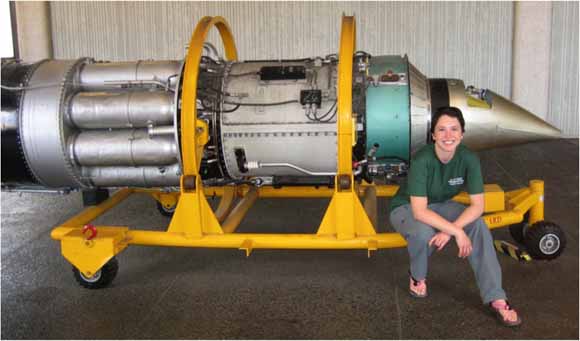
428,232,451,251
454,230,473,258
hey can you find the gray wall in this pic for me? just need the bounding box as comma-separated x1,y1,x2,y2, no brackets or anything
49,1,578,136
548,2,578,137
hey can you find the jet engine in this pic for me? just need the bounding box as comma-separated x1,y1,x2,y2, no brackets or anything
1,48,560,192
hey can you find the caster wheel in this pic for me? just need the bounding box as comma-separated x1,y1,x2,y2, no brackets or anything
156,201,176,217
524,221,566,260
73,257,119,289
508,213,530,243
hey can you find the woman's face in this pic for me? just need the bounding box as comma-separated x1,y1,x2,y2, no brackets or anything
432,114,464,154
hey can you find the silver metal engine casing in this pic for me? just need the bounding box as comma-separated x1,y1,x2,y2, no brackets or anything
19,59,89,188
220,61,338,178
408,62,431,155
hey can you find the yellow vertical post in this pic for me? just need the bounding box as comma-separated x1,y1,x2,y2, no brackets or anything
317,16,376,239
528,180,544,224
168,16,238,237
363,186,378,229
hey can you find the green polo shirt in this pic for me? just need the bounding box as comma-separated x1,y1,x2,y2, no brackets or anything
389,143,484,211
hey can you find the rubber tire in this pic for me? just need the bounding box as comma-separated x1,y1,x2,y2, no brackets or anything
524,221,566,260
509,212,530,243
156,201,176,217
73,257,119,289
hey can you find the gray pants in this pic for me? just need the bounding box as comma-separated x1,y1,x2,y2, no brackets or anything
389,201,506,304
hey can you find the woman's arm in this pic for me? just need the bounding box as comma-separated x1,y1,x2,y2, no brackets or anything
453,193,484,228
410,196,473,258
410,196,462,236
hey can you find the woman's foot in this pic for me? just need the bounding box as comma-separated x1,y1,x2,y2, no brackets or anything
490,299,522,327
409,275,427,298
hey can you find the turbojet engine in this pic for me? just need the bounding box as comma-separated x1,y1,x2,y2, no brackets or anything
1,51,560,192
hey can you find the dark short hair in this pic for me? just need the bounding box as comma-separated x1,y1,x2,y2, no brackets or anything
431,106,465,134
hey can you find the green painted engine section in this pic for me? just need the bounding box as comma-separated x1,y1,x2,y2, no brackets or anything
365,55,410,162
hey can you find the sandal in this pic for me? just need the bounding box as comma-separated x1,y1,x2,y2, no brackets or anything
409,272,428,298
489,300,522,327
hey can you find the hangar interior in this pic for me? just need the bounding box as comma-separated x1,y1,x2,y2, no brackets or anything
1,1,578,339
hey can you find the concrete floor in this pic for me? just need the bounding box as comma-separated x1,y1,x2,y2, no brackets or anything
1,139,578,339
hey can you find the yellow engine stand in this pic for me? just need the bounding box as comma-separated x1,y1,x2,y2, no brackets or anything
50,16,550,279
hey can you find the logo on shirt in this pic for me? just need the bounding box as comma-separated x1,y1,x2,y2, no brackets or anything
448,177,464,186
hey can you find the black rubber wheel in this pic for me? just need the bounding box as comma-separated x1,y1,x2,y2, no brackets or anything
524,221,566,260
73,257,119,289
156,201,176,217
509,212,530,243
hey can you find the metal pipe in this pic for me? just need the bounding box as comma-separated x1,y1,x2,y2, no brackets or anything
82,164,180,187
68,91,174,129
1,83,64,91
99,80,175,92
79,60,181,90
1,187,72,194
246,161,336,176
71,129,177,166
221,187,258,233
147,125,175,137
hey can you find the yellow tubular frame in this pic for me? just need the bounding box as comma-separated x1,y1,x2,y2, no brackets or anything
316,16,376,240
50,16,549,276
167,16,238,237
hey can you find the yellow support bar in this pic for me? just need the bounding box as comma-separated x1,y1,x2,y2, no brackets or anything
505,187,528,200
214,186,237,223
59,188,133,227
222,187,258,233
507,189,532,209
452,184,505,212
483,211,523,229
76,230,407,250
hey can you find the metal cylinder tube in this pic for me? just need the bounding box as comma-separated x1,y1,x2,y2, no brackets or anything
68,91,174,129
79,61,181,90
71,129,177,166
147,125,175,137
83,164,180,187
